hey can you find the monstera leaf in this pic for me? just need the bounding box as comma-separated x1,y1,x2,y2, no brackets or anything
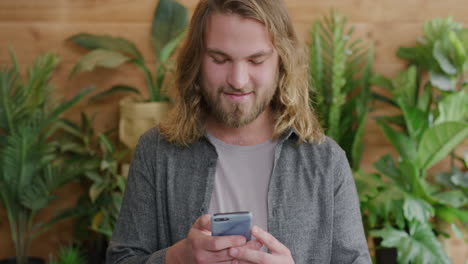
371,222,450,264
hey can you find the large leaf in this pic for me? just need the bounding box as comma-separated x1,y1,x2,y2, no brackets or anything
69,49,130,78
429,71,457,91
158,31,186,63
371,74,394,92
398,159,432,201
397,99,429,143
87,85,140,104
435,167,468,189
433,41,457,75
371,222,450,264
433,190,468,208
374,155,407,190
436,206,468,223
418,121,468,170
448,31,467,72
434,90,468,124
68,33,142,60
397,46,423,66
151,0,188,56
392,66,419,107
367,186,405,229
376,119,418,162
451,169,468,188
403,195,434,223
374,115,406,129
423,17,461,44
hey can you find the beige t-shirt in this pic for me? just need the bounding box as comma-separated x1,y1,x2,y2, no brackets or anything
206,133,277,232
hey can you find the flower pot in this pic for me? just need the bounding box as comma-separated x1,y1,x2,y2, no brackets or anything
0,257,45,264
119,97,171,149
374,238,397,264
375,247,397,264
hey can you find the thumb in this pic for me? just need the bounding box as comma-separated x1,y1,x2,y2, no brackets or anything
192,214,212,232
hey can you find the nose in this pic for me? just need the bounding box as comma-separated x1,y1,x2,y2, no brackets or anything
227,62,249,90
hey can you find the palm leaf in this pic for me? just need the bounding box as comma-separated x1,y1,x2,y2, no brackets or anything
43,86,94,129
23,53,59,111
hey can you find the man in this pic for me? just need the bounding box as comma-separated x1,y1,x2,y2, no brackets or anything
107,0,371,263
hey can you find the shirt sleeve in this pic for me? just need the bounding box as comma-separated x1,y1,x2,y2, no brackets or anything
330,149,372,264
106,131,167,264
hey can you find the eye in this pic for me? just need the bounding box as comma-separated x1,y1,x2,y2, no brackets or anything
249,59,264,65
212,57,227,64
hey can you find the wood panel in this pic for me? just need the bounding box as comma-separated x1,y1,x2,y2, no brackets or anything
0,21,421,68
0,0,466,262
0,23,155,64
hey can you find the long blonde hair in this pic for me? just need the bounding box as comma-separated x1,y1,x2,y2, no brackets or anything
159,0,323,146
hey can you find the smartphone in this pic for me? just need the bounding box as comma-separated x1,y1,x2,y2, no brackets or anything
211,211,252,241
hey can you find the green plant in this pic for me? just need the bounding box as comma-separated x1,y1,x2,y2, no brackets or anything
57,112,129,239
360,17,468,264
67,0,188,102
397,17,468,92
48,245,86,264
308,10,374,171
0,51,93,264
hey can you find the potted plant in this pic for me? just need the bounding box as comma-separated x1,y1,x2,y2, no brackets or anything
308,9,374,171
56,113,129,264
308,11,378,259
67,0,188,149
360,17,468,264
0,51,93,264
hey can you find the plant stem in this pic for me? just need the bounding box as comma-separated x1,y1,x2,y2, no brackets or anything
18,211,27,264
450,151,455,170
155,65,165,101
134,60,155,101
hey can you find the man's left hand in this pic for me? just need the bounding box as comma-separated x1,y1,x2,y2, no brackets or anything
229,225,294,264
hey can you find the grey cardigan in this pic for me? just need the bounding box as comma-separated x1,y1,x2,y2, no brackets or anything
107,128,371,264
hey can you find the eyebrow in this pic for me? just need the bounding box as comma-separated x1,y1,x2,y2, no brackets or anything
206,48,274,59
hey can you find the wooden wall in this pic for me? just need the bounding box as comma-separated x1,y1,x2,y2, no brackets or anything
0,0,466,262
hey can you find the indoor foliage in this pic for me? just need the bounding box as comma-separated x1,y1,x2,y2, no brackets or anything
308,10,374,171
67,0,188,102
0,51,92,264
359,17,468,264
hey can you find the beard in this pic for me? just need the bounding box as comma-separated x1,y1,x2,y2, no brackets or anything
201,85,276,128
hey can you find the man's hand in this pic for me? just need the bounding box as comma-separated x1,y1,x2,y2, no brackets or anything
166,215,262,264
229,225,294,264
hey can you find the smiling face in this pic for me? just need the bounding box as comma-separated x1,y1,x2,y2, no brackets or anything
200,12,280,128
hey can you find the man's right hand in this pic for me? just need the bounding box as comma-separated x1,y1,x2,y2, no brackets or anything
166,214,263,264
